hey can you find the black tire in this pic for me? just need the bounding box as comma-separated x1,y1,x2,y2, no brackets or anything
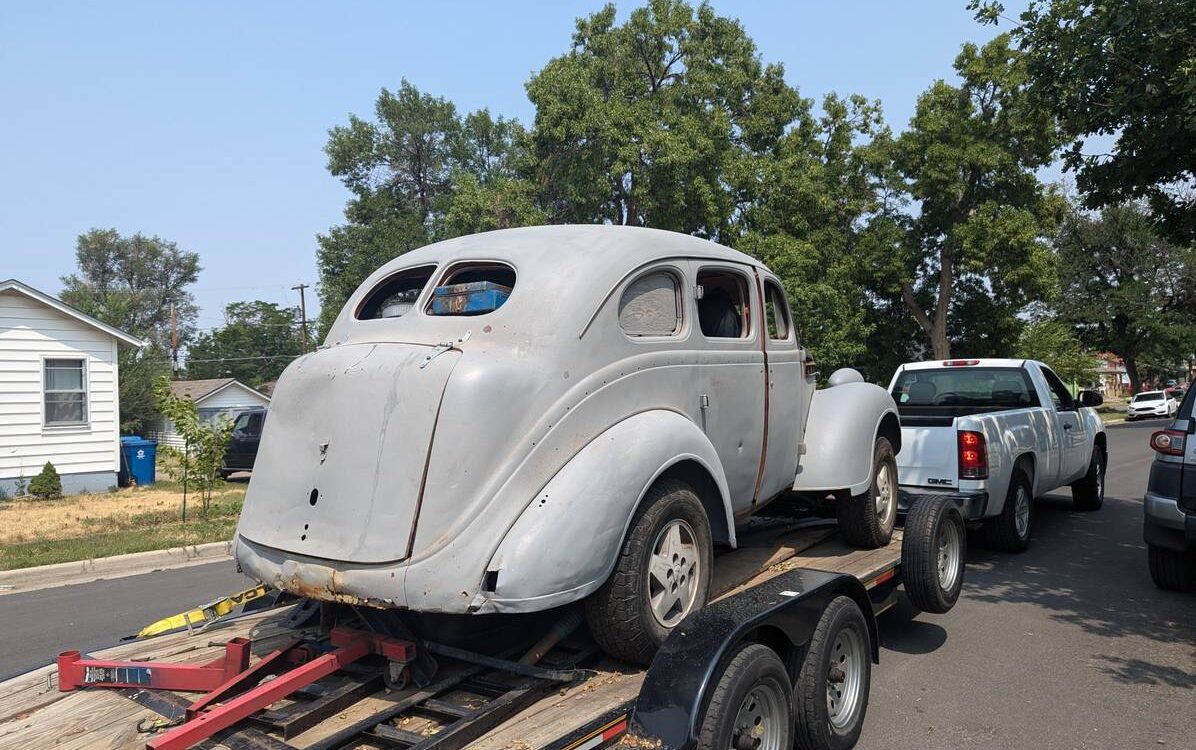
1148,544,1196,591
901,495,966,613
793,595,872,750
983,469,1033,553
837,437,898,549
1071,448,1105,511
696,643,794,750
584,479,713,666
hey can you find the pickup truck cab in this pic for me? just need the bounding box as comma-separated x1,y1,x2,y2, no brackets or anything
888,358,1107,551
234,225,902,665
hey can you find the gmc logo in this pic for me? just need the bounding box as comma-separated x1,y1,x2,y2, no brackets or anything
928,477,952,486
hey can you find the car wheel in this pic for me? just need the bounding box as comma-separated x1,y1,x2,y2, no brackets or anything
793,595,871,750
983,469,1033,553
1148,544,1196,591
837,437,898,549
697,643,794,750
1070,448,1105,511
584,478,713,666
901,495,966,613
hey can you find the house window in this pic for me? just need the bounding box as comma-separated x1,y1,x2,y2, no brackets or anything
44,358,87,426
619,271,682,336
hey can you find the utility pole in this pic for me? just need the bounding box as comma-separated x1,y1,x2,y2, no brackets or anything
170,303,178,375
292,283,310,353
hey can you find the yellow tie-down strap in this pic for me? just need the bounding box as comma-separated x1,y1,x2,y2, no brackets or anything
136,584,271,639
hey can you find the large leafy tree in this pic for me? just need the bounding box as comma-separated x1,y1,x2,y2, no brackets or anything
525,0,800,237
976,0,1196,241
875,35,1063,359
60,229,200,431
185,301,303,387
1015,317,1096,386
1055,203,1196,393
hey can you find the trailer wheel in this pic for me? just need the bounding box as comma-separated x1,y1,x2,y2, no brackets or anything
585,479,712,666
837,436,898,549
793,595,871,750
901,494,966,613
983,469,1033,553
1070,448,1105,511
697,643,793,750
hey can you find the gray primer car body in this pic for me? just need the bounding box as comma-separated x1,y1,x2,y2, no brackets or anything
233,225,899,614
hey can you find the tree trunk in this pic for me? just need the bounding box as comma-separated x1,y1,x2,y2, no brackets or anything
1124,356,1141,395
900,250,954,360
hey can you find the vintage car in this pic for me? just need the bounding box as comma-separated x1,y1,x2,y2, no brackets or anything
234,225,901,664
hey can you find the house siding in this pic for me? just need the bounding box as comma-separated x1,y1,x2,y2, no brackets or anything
0,290,121,491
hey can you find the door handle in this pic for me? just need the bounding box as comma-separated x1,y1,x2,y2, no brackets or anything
1063,423,1073,430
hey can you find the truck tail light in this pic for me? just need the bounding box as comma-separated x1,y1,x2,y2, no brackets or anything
943,359,980,366
958,430,988,479
1150,429,1186,456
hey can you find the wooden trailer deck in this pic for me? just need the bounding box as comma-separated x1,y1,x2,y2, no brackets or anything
0,523,903,750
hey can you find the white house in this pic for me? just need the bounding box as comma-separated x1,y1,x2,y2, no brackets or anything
145,378,270,449
0,279,144,495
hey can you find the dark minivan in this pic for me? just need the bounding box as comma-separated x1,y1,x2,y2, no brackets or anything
221,407,266,479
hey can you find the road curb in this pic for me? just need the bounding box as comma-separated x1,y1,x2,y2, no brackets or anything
0,540,234,596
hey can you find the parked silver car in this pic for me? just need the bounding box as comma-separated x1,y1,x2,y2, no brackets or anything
234,225,901,663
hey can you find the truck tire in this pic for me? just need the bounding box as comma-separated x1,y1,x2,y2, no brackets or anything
584,479,713,666
901,495,966,613
793,595,871,750
696,643,794,750
837,436,898,549
983,469,1033,553
1070,448,1105,511
1148,544,1196,591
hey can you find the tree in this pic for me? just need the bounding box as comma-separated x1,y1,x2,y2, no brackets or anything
976,0,1196,241
60,229,200,432
1055,203,1196,393
525,0,800,236
185,301,303,387
876,35,1063,359
153,377,234,514
1015,318,1096,386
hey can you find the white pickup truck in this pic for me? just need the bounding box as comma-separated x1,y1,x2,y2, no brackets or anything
888,359,1107,551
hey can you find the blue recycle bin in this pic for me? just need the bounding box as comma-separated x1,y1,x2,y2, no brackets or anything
119,436,158,487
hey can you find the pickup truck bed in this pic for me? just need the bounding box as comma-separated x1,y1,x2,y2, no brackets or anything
0,524,905,750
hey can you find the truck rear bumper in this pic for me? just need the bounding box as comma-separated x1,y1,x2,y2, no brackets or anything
1143,491,1196,552
900,488,990,521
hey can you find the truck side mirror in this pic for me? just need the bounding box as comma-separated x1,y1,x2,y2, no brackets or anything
1078,390,1103,407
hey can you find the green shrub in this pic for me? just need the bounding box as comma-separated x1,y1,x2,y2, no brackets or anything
28,462,63,500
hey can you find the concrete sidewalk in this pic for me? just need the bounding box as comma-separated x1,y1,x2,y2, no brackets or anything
0,540,234,596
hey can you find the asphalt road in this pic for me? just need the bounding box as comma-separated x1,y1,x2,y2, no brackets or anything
0,420,1191,748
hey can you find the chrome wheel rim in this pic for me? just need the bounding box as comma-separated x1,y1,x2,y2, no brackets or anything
1014,486,1031,538
730,682,787,750
827,626,865,730
647,519,701,628
937,519,962,591
875,461,896,525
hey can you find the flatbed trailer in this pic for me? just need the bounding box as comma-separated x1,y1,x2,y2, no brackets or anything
0,497,965,750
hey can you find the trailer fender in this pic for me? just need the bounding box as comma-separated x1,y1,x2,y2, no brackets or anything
628,568,877,750
794,381,899,496
480,410,734,613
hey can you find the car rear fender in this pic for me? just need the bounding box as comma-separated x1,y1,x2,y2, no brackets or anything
794,382,899,496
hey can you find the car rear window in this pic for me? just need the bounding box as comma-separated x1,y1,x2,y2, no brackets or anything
892,367,1040,419
426,263,516,316
356,265,437,320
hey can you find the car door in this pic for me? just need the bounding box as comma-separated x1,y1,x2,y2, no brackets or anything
691,262,766,515
755,274,807,505
1038,365,1089,483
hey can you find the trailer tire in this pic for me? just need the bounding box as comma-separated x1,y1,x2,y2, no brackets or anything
1070,448,1105,511
983,469,1033,553
696,643,794,750
901,495,966,613
1148,544,1196,591
793,595,871,750
837,437,898,549
584,479,712,666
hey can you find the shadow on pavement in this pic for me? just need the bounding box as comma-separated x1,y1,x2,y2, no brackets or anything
878,597,948,655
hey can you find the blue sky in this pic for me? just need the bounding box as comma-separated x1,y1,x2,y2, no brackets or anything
0,1,1017,327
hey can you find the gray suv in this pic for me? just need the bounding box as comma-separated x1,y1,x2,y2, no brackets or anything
1144,383,1196,590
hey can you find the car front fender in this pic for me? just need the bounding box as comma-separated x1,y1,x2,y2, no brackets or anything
478,409,734,613
793,382,898,496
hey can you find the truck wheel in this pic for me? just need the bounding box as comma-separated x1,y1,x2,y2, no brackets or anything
793,595,871,750
901,495,966,613
983,469,1033,553
696,643,794,750
584,479,713,666
1070,449,1105,511
837,436,898,549
1148,544,1196,591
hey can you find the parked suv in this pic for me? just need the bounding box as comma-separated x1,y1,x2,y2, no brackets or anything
1144,384,1196,590
221,407,266,479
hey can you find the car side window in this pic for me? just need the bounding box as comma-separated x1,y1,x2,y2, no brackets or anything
695,269,751,339
763,280,792,342
1040,366,1075,411
246,412,263,436
233,413,251,433
619,271,682,337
